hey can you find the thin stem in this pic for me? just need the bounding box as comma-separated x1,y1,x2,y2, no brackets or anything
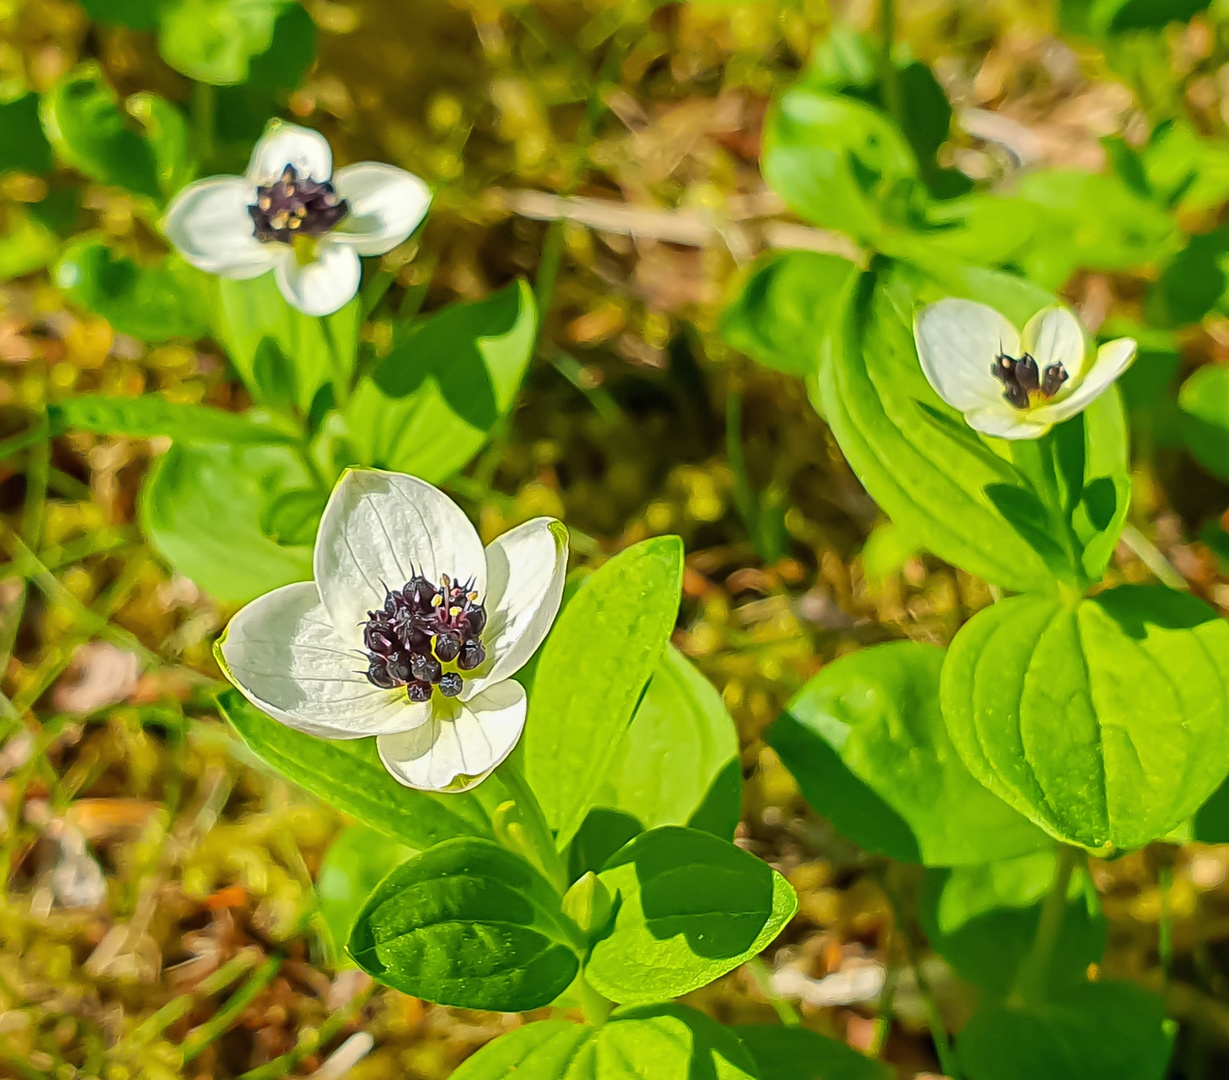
319,314,351,411
870,933,901,1058
1120,522,1187,591
495,756,568,892
879,0,902,127
180,955,283,1062
746,956,801,1027
879,869,959,1078
577,973,613,1027
1013,844,1081,1006
1159,861,1174,993
191,81,216,166
235,983,375,1080
533,218,566,352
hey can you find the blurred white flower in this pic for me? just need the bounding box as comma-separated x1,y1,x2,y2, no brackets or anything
217,468,568,793
163,122,430,316
913,299,1137,440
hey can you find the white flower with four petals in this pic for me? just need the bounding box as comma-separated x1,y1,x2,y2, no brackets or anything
164,122,430,316
216,469,568,793
914,299,1138,440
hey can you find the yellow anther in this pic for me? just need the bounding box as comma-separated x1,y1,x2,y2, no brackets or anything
432,595,443,606
288,217,301,229
259,195,271,211
449,606,461,617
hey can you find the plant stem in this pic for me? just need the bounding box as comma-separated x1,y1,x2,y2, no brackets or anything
879,869,959,1078
1159,861,1174,993
1120,522,1187,591
577,973,613,1027
1014,844,1081,1005
495,757,568,892
879,0,902,127
180,955,283,1062
191,81,216,166
746,956,801,1027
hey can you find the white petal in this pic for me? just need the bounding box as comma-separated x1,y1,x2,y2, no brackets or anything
246,122,333,184
275,242,361,316
314,468,487,636
1030,337,1137,426
376,681,526,792
915,299,1020,412
331,163,432,256
1021,306,1089,381
162,176,278,278
217,581,428,738
462,518,568,700
964,403,1050,440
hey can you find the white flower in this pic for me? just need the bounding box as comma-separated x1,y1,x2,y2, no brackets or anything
216,468,569,793
913,299,1137,440
163,122,431,317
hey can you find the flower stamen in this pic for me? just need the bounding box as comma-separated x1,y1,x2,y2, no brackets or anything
992,350,1069,411
248,163,348,245
362,573,487,698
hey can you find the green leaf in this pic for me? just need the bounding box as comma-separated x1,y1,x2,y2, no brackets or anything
213,273,361,417
81,0,165,28
734,1025,892,1080
218,689,501,848
128,92,196,198
0,94,53,174
1075,0,1211,35
1147,226,1229,329
316,823,415,968
348,838,581,1011
957,981,1173,1080
39,64,162,200
1194,773,1229,843
586,644,741,839
343,280,536,481
158,0,294,86
52,394,297,444
1179,365,1229,481
941,586,1229,853
139,442,314,602
451,1006,758,1080
586,826,797,1004
919,850,1105,997
55,239,209,342
0,205,59,282
1011,170,1178,290
522,536,684,850
768,641,1048,866
762,86,919,242
812,264,1064,593
720,251,859,376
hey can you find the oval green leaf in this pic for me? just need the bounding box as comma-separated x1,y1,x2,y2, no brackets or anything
762,87,918,242
768,641,1048,866
586,826,797,1004
348,838,582,1012
941,586,1229,853
218,689,501,850
734,1025,892,1080
957,981,1173,1080
919,850,1105,997
451,1005,758,1080
343,279,536,482
522,535,685,850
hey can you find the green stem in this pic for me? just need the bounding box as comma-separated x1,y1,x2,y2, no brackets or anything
319,314,351,411
235,983,375,1080
1120,523,1187,591
1159,861,1174,993
180,955,283,1062
870,935,901,1057
1013,844,1081,1006
879,0,902,127
746,956,801,1027
577,973,613,1027
879,869,959,1078
533,218,566,354
495,757,568,892
191,81,216,166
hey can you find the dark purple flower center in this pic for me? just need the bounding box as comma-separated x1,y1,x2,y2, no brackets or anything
248,164,348,245
992,350,1068,411
362,573,487,700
